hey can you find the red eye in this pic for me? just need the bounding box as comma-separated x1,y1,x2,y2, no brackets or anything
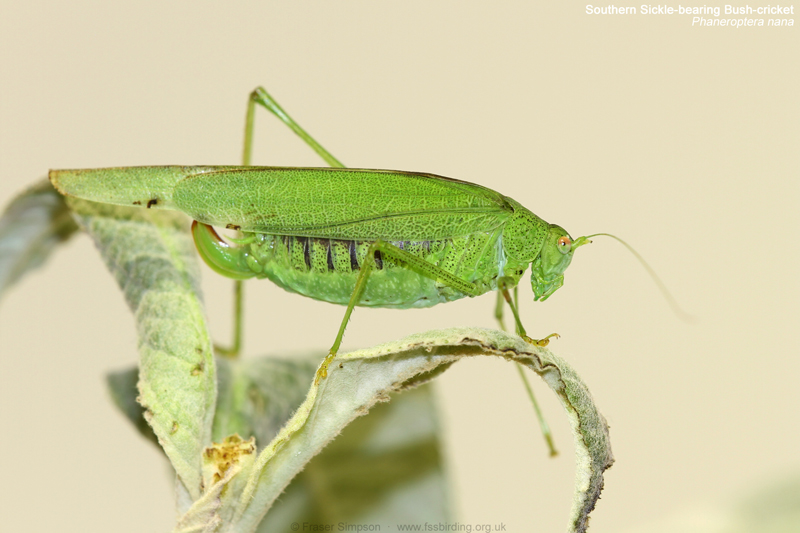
557,236,572,254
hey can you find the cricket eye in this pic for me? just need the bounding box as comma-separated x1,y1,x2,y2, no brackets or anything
557,236,572,254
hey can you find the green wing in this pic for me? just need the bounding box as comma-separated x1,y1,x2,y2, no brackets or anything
173,167,512,241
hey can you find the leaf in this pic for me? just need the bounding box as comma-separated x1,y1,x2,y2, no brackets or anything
214,355,450,529
174,435,256,533
68,198,216,501
215,327,611,533
0,179,79,299
213,357,318,447
105,358,315,454
257,383,449,531
108,356,450,527
106,367,159,447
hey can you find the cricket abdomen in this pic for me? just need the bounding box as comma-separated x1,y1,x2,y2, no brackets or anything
242,229,508,309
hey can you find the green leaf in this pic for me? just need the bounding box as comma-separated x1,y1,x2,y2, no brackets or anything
199,327,612,533
68,198,216,501
106,367,159,447
108,356,450,528
213,357,318,447
206,355,453,531
258,383,449,531
0,179,78,299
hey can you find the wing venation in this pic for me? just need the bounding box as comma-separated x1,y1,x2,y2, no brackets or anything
173,167,512,240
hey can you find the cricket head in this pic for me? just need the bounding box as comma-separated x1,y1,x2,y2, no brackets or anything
530,225,591,301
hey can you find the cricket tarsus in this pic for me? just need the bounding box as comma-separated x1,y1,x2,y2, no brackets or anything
498,278,560,347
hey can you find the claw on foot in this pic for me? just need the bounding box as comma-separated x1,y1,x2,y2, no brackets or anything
314,351,337,385
523,333,560,348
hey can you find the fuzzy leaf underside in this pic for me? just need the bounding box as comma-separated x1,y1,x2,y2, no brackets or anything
255,383,449,530
212,357,318,447
206,328,612,533
107,367,159,447
210,357,451,528
0,179,78,299
109,357,450,528
68,198,216,501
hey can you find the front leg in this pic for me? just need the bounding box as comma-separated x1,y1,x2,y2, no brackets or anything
497,276,559,347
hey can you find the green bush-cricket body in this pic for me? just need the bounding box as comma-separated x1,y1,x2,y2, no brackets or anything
50,166,585,309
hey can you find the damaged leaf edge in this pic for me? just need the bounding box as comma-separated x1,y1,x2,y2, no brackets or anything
224,327,612,533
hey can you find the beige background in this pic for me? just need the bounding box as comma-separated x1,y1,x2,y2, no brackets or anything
1,2,797,531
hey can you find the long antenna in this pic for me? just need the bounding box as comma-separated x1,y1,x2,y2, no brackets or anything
583,233,694,323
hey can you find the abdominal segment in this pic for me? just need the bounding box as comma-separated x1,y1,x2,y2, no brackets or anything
242,231,505,309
